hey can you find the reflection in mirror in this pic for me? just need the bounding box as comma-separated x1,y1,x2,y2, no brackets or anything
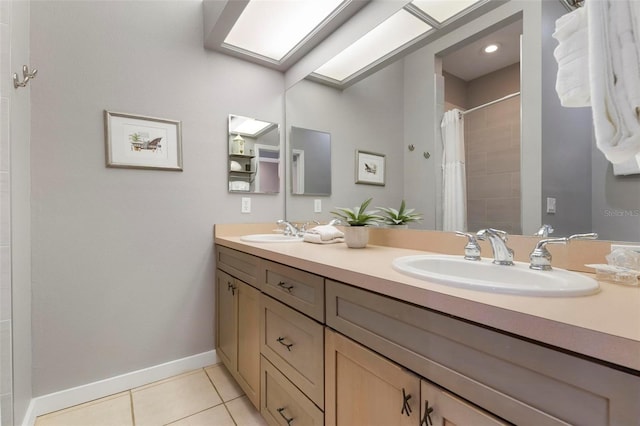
284,0,640,242
228,114,280,194
290,126,331,195
440,19,522,235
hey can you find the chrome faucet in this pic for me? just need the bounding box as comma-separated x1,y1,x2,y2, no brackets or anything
476,228,514,265
276,220,299,236
455,231,481,261
530,232,598,271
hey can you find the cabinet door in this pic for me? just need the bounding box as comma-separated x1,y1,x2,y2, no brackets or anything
237,280,261,409
325,329,420,426
420,380,508,426
216,269,237,372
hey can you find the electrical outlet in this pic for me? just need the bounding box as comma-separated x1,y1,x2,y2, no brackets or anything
241,197,251,214
314,199,322,213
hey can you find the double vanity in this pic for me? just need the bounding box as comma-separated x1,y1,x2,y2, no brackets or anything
214,223,640,425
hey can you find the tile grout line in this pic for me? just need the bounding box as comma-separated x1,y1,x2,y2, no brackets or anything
129,390,136,426
203,365,241,426
161,368,227,426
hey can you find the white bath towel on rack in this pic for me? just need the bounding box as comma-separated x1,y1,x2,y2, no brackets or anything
588,0,640,166
553,6,590,107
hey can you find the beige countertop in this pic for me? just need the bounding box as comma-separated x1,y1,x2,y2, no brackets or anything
214,224,640,373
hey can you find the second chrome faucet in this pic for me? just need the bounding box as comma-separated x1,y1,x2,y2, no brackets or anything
476,228,514,266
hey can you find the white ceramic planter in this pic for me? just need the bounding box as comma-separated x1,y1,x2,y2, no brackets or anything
344,226,369,248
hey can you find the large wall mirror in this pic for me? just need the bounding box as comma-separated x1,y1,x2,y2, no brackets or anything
284,0,640,242
228,114,280,194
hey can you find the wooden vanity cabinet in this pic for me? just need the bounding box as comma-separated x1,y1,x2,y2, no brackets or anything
215,247,261,409
325,329,508,426
325,279,640,426
214,244,640,425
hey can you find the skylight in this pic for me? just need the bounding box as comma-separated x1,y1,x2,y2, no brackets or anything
411,0,483,23
224,0,345,62
313,9,432,82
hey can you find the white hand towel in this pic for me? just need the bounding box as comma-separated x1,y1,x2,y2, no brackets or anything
553,7,591,107
305,225,344,241
303,233,344,244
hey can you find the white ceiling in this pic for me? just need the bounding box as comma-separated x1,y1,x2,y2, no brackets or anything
441,18,522,82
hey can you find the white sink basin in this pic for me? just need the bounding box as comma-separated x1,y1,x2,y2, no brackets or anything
240,234,303,243
392,255,599,297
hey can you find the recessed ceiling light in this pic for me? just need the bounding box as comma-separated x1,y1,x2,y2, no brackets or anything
313,9,432,82
483,43,500,53
224,0,345,61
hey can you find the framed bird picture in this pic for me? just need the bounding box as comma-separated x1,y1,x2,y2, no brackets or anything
104,110,183,171
355,150,385,186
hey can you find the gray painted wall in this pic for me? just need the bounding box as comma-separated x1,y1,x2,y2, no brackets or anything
285,61,405,223
30,0,284,396
540,0,593,236
591,145,640,241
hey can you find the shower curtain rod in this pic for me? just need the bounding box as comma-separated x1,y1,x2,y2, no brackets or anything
460,91,521,117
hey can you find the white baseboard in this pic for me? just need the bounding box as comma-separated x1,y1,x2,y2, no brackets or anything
21,350,218,426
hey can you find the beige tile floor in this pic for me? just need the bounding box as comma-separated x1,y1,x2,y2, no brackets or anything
35,364,267,426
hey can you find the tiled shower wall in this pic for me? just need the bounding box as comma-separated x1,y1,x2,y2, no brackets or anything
465,96,521,234
0,0,12,424
444,64,522,234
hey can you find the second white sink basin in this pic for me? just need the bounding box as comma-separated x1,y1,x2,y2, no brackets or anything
392,255,599,297
240,234,303,243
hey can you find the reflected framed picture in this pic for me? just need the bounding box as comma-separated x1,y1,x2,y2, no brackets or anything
104,110,183,171
355,150,385,186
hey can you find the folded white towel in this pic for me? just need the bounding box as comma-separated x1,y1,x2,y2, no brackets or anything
303,233,344,244
588,0,640,166
305,225,344,241
553,7,590,107
613,152,640,176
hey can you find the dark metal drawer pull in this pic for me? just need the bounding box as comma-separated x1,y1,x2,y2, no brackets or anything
421,400,434,425
277,281,294,293
227,281,236,295
401,388,412,416
277,407,294,425
276,336,294,351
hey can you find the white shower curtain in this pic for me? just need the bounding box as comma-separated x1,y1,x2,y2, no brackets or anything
441,109,467,232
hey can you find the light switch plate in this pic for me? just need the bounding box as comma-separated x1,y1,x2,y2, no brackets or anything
314,199,322,213
241,197,251,213
546,197,556,214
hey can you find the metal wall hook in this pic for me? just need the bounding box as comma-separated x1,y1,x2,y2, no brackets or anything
13,65,37,89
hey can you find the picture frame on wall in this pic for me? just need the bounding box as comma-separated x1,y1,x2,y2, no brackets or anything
355,150,385,186
104,110,183,171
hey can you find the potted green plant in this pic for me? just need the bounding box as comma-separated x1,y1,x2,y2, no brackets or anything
378,200,422,228
331,198,383,248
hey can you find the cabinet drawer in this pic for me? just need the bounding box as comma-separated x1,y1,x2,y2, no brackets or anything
261,260,324,321
260,294,324,408
261,356,324,426
216,246,259,289
326,280,640,426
